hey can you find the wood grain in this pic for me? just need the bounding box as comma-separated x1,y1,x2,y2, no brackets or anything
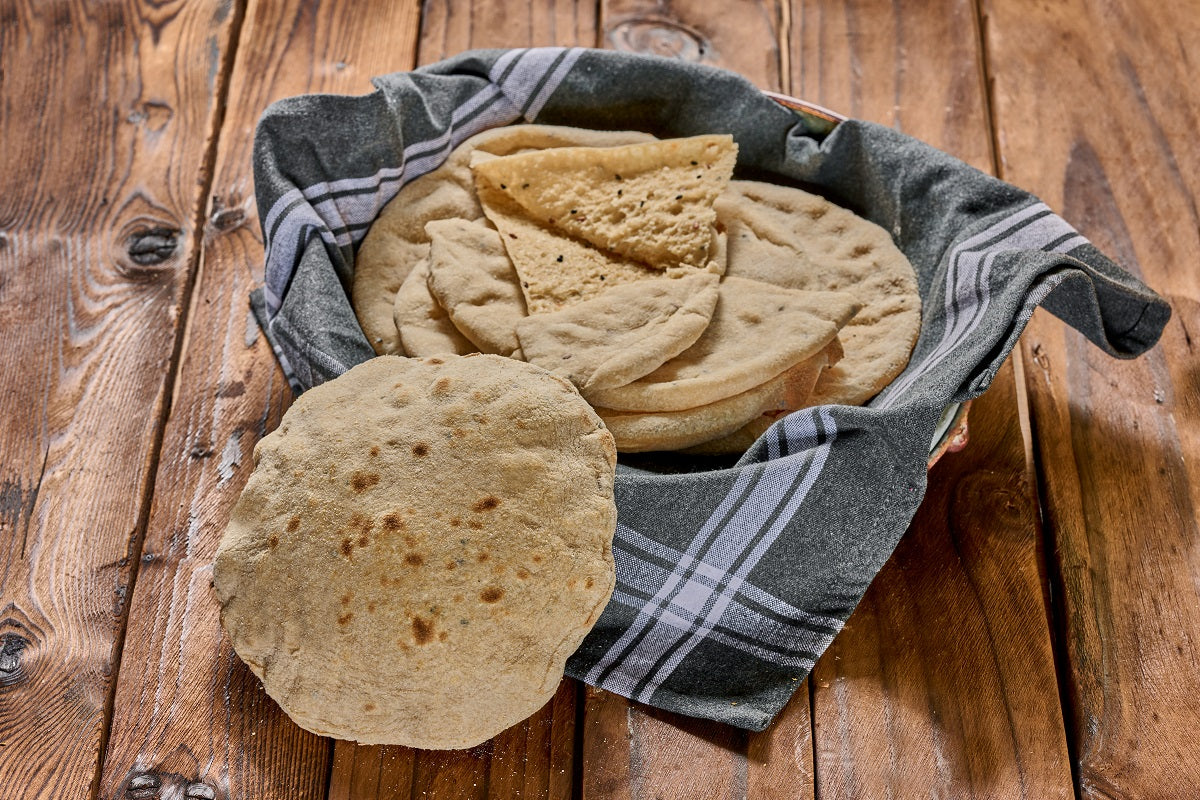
788,0,993,168
600,0,786,92
811,360,1074,798
0,1,235,797
322,4,604,799
786,1,1074,797
983,0,1200,796
95,2,423,799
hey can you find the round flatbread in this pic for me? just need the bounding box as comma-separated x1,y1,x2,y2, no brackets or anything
594,354,831,453
717,180,921,405
213,354,618,749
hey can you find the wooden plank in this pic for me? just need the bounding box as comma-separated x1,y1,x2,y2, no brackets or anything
789,2,1073,797
580,3,814,799
94,2,424,799
600,0,787,92
982,0,1200,795
0,1,237,797
789,0,993,168
810,359,1074,798
323,4,603,798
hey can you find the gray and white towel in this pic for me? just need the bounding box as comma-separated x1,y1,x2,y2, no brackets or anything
249,47,1169,731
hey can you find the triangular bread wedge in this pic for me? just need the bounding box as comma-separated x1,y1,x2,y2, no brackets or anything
582,276,861,412
475,173,661,315
425,218,527,357
516,271,720,393
472,135,737,269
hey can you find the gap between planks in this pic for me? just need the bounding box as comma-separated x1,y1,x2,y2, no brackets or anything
87,1,251,798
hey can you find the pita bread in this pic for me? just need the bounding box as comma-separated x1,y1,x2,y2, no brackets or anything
352,126,655,354
472,135,737,269
594,356,829,453
516,271,720,392
680,338,843,455
718,180,920,405
425,217,527,357
213,354,617,749
392,258,476,357
583,276,860,412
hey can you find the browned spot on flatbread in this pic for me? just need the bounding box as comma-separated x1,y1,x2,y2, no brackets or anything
445,560,457,571
382,512,405,533
338,612,354,626
367,602,377,613
364,702,376,712
516,567,530,580
449,517,462,527
341,592,354,606
341,538,354,558
532,554,543,563
267,535,278,549
851,244,873,257
585,577,595,589
480,587,504,603
468,519,483,530
472,495,501,512
439,631,449,642
412,616,434,644
433,377,453,395
412,443,429,457
477,552,490,563
426,357,444,365
405,552,425,567
350,471,380,493
287,516,300,532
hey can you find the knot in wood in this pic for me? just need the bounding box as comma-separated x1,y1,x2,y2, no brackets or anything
209,195,246,232
126,227,180,266
606,16,707,62
0,632,29,687
185,783,217,799
125,773,160,799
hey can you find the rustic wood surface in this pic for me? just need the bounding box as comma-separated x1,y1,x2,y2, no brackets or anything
983,1,1200,797
0,1,1195,799
0,1,237,798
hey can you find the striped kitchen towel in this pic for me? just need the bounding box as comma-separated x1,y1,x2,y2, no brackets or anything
248,47,1169,731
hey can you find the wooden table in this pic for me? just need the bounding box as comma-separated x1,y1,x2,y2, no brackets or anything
2,1,1196,798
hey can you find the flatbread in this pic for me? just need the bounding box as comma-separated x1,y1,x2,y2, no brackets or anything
425,217,527,357
475,175,662,315
717,180,921,405
352,125,655,354
516,271,720,393
583,276,860,412
392,258,476,357
472,135,737,269
213,354,617,749
594,356,830,453
680,338,842,455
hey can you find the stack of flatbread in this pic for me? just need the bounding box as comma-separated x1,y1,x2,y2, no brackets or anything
352,125,921,453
